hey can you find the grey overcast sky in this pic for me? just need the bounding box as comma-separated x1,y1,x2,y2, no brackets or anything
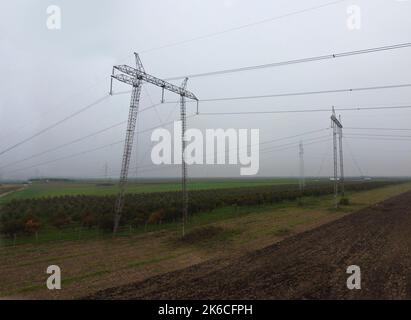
1,0,411,180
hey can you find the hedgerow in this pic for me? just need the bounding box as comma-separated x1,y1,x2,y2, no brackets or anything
0,180,402,236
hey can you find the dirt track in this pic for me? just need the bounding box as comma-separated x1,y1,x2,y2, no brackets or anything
88,191,411,299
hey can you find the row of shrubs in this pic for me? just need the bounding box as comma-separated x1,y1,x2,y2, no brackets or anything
0,180,403,237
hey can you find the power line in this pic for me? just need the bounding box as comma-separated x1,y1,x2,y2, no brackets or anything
11,123,411,177
345,136,411,142
8,126,325,177
0,95,110,158
259,134,331,153
36,131,333,180
344,138,365,177
0,82,111,145
0,102,167,170
315,138,332,179
135,141,331,176
259,138,332,164
141,0,348,55
6,113,198,175
0,120,126,170
3,112,195,172
8,140,125,174
110,84,411,105
131,137,332,176
345,127,411,131
135,101,180,176
165,42,411,80
345,133,411,138
198,104,411,116
200,128,329,162
197,84,411,103
127,129,331,174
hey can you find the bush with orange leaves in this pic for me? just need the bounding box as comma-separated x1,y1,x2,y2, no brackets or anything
24,216,41,234
147,209,166,225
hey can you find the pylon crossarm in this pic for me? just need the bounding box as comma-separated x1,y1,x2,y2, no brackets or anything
112,73,140,87
331,114,343,128
113,65,198,101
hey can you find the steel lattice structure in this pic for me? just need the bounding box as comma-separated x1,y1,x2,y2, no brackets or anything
338,115,345,197
180,78,189,237
110,53,198,234
330,107,344,207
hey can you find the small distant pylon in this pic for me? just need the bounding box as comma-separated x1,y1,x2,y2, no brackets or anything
330,106,344,208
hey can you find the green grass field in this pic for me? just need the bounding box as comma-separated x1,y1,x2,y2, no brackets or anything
0,178,302,204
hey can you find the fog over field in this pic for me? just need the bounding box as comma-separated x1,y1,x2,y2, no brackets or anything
1,0,411,180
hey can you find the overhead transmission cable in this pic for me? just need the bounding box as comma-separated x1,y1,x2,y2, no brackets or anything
8,100,411,172
345,136,411,142
344,138,365,177
315,138,332,179
259,134,331,153
164,42,411,81
0,95,110,157
0,120,126,170
4,113,196,172
140,0,348,54
8,127,326,175
110,83,411,104
197,84,411,103
3,1,345,138
345,127,411,131
8,140,125,175
345,133,411,138
0,102,165,170
6,101,411,172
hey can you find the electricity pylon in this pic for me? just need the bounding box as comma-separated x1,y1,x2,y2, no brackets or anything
338,115,345,196
299,140,305,191
330,107,344,208
110,53,198,234
180,78,188,237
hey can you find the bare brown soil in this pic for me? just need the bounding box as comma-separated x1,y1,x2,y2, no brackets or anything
88,191,411,299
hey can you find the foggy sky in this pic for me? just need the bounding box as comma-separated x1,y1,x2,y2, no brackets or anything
1,0,411,180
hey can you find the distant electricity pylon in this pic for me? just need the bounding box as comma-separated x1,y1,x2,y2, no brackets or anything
110,53,198,235
299,140,305,191
180,77,189,237
338,115,345,197
330,107,344,207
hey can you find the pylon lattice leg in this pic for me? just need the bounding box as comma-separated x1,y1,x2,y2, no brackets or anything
180,78,188,237
113,80,142,233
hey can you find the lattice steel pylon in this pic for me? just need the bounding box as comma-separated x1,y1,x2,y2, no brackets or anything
110,53,198,234
180,78,188,237
338,115,345,196
330,107,344,208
